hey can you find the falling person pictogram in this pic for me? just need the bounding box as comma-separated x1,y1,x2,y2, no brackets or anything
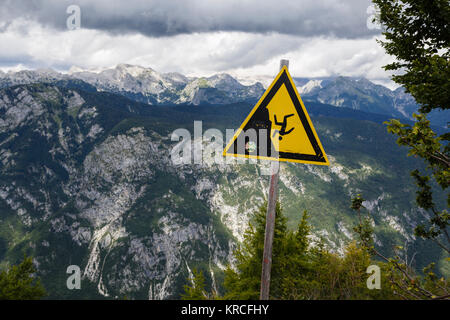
223,60,329,301
272,113,295,140
224,64,329,165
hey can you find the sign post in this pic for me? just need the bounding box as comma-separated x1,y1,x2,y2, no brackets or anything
259,59,288,300
223,59,329,300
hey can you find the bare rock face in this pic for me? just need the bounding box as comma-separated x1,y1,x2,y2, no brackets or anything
0,65,265,106
0,84,238,299
0,83,434,299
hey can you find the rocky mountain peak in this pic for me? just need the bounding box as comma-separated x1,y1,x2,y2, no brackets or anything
2,65,443,125
115,64,155,77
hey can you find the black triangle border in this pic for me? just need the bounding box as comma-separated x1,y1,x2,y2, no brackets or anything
226,70,326,163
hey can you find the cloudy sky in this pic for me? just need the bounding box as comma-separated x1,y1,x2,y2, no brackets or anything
0,0,397,87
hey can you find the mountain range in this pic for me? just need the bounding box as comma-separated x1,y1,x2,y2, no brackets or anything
1,64,448,127
0,65,448,299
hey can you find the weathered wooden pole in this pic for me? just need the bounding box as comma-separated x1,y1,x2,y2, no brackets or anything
260,59,289,300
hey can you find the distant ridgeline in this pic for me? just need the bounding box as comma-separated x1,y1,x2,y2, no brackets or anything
0,65,448,128
0,76,447,299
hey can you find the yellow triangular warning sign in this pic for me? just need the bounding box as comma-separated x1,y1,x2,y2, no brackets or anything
223,66,329,165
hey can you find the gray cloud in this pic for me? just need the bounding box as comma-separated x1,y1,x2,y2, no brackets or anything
0,0,378,38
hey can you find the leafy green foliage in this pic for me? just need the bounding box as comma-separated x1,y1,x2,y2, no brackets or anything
385,114,449,190
370,0,449,299
0,256,46,300
352,195,450,299
222,203,395,300
373,0,450,113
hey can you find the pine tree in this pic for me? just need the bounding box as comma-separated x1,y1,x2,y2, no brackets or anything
0,256,46,300
222,202,396,300
223,202,289,300
181,268,208,300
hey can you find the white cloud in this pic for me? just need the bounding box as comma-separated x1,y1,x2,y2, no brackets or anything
0,18,396,85
1,0,377,38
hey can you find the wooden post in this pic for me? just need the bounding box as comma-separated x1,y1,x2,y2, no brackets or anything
260,59,289,300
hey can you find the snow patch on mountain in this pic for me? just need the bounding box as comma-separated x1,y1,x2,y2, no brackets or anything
298,80,323,94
